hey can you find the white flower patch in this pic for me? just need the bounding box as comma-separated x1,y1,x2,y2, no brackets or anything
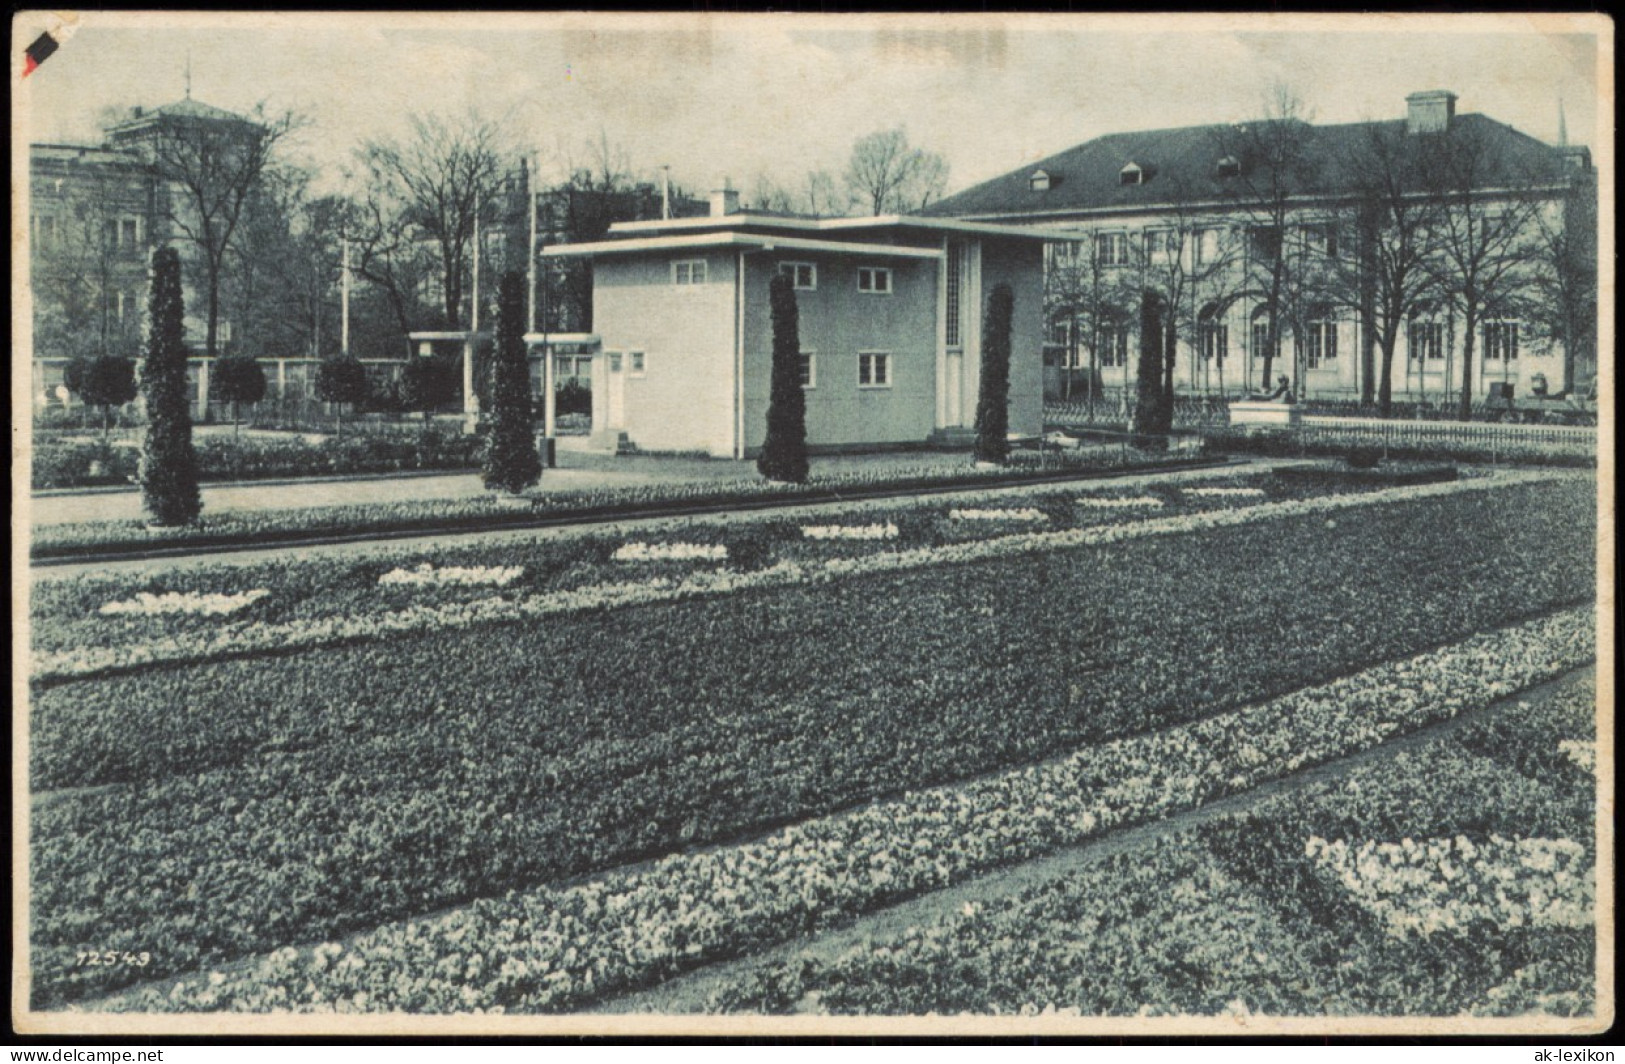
1558,739,1595,773
801,523,900,541
1076,495,1164,509
612,541,728,562
1305,834,1595,939
949,508,1047,522
98,589,270,617
378,563,524,588
1184,486,1267,498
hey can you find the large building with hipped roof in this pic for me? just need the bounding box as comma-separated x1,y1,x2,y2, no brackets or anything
923,90,1597,407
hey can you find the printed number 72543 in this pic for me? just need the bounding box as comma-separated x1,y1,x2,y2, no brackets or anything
76,950,152,967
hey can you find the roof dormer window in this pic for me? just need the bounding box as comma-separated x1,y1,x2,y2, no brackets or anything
1030,169,1053,192
1216,155,1241,178
1119,163,1145,186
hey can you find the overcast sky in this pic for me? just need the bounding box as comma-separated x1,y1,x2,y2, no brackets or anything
16,12,1606,202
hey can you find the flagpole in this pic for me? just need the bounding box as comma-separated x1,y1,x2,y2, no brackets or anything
471,190,481,336
528,155,538,333
340,236,351,356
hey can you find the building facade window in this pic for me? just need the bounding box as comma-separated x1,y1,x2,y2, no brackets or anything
1119,163,1144,186
1146,228,1180,265
857,267,892,294
1193,228,1222,266
1301,224,1339,258
672,260,707,285
1409,321,1445,363
858,351,891,387
628,351,646,377
798,351,817,389
1216,156,1241,179
1096,323,1130,368
1097,231,1129,267
108,216,143,250
1250,317,1276,365
1250,226,1282,261
1305,311,1338,369
779,262,816,290
1200,321,1229,363
1030,170,1052,191
1484,320,1520,362
945,242,963,347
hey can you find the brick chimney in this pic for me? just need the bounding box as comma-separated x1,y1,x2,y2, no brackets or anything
709,179,740,217
1406,90,1458,134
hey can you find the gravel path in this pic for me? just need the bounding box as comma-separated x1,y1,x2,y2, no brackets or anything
593,665,1596,1015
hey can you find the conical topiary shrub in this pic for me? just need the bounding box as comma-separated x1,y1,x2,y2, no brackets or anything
757,271,809,483
973,283,1014,465
139,247,202,526
482,270,542,495
1132,289,1169,450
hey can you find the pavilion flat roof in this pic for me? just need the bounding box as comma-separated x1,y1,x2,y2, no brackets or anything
541,231,946,260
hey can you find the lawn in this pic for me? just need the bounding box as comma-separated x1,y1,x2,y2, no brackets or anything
27,475,1597,1009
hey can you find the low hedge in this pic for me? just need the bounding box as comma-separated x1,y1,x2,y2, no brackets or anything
28,478,1595,1005
31,430,485,490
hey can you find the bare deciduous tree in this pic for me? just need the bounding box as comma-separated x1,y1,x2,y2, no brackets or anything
1525,165,1597,394
359,111,510,330
1331,122,1442,414
1210,85,1317,393
131,101,302,359
1417,123,1546,420
844,127,949,214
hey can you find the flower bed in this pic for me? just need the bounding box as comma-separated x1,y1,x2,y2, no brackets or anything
89,610,1594,1014
612,542,728,563
701,672,1598,1018
98,589,270,617
377,564,524,588
30,450,1223,557
1076,495,1163,509
948,508,1048,522
801,524,900,541
30,470,1555,683
26,468,1271,666
1183,486,1265,498
1303,834,1593,938
28,479,1594,1007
